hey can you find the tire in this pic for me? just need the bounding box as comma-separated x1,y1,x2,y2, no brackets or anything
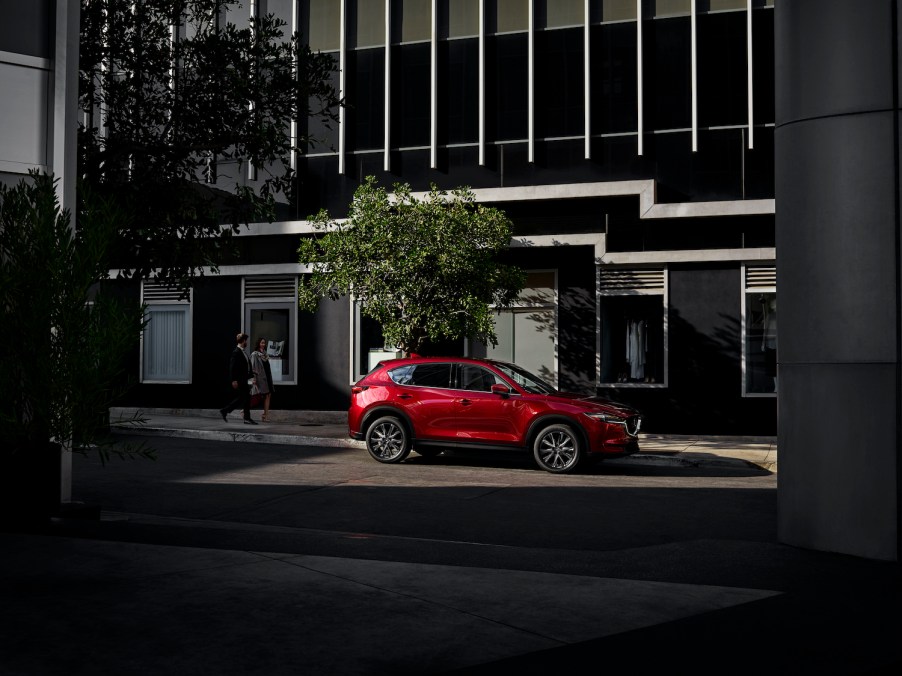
532,424,582,474
365,416,411,463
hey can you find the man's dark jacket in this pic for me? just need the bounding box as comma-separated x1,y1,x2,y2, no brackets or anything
229,346,251,384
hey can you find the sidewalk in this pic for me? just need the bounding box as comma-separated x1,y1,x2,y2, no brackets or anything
109,407,778,472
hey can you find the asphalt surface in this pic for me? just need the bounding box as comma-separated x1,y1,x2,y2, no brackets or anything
1,410,899,675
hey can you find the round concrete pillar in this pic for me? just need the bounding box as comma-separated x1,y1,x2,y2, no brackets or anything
776,0,901,560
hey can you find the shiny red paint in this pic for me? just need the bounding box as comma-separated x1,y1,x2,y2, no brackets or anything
349,356,643,464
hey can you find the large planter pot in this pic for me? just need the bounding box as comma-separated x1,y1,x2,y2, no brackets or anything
0,441,62,528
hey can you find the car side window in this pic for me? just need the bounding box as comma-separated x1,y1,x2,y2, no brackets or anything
409,363,453,388
457,365,502,392
388,365,415,385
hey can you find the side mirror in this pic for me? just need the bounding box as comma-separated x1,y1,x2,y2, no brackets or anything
490,384,511,397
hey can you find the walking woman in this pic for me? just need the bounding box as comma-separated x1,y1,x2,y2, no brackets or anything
250,337,274,421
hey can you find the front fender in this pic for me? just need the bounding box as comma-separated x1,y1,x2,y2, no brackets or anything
525,414,589,451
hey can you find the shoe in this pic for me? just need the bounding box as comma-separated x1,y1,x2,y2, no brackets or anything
244,418,258,425
220,409,228,422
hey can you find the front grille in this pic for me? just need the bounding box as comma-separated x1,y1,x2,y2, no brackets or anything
625,416,642,437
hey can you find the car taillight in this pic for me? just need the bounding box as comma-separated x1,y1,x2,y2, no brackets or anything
351,385,369,394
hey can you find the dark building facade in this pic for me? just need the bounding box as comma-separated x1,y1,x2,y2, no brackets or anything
121,0,778,436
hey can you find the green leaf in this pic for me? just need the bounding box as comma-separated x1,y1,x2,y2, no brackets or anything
298,176,525,355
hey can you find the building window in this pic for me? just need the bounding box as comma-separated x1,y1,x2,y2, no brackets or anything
597,267,667,387
442,0,480,38
647,0,691,18
742,265,776,396
699,0,748,11
697,10,748,128
0,0,53,58
243,276,297,384
141,281,192,383
475,270,558,387
539,0,584,29
392,0,432,43
535,27,584,138
645,14,691,131
439,37,479,145
392,42,431,147
346,48,386,151
487,32,529,141
599,0,638,23
352,0,386,49
353,307,402,378
304,0,342,52
591,21,638,134
490,0,530,34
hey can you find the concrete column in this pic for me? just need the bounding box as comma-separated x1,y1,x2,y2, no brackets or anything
776,0,901,561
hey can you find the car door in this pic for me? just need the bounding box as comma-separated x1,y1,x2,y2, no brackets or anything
389,362,459,441
452,364,521,445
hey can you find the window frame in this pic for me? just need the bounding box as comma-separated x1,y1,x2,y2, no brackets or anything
242,277,298,386
596,266,669,388
140,284,193,384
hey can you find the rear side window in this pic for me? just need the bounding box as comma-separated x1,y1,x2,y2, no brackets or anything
388,363,452,388
388,365,415,384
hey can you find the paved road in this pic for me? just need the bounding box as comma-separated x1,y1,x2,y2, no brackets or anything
2,435,899,674
70,435,778,566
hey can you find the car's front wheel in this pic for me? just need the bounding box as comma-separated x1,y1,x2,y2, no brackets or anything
533,424,582,474
365,416,411,463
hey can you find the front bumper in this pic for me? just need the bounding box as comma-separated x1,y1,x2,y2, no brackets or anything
585,415,642,455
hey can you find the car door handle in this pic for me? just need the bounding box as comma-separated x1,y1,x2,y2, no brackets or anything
457,398,472,406
397,393,412,399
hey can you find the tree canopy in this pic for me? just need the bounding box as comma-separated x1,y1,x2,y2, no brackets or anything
297,177,526,355
0,173,151,461
79,0,340,286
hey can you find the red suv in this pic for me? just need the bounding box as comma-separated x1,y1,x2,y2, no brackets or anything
349,356,642,474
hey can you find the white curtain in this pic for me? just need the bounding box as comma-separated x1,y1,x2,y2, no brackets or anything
144,306,189,380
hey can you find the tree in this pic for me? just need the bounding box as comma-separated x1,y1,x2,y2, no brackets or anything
0,174,152,521
297,177,526,355
79,0,340,287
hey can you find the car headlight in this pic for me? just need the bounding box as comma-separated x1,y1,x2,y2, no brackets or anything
584,412,626,424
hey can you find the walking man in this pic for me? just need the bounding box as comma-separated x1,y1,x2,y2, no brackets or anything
220,332,257,424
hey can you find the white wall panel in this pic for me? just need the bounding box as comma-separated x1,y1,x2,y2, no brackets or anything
0,62,48,168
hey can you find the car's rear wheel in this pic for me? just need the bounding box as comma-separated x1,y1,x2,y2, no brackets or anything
533,424,582,474
365,416,411,463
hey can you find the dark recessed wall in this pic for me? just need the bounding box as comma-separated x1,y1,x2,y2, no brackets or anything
602,264,776,435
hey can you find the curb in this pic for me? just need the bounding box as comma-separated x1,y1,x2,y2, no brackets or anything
111,425,363,449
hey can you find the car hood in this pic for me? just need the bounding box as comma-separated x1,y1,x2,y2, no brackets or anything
549,392,639,417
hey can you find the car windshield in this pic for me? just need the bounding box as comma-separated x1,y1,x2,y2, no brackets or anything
493,362,557,395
